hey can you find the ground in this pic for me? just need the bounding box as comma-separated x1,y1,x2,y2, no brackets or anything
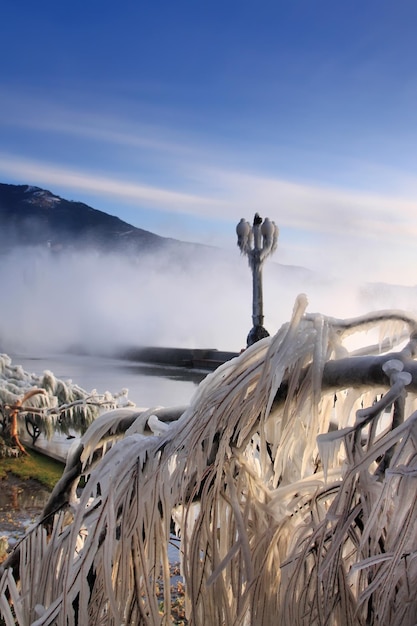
0,453,187,623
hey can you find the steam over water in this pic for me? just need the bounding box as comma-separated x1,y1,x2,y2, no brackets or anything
1,245,417,357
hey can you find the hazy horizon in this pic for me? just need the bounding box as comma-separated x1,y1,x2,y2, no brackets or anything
1,242,416,357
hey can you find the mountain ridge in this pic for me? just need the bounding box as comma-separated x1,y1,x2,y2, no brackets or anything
0,182,313,278
0,182,171,254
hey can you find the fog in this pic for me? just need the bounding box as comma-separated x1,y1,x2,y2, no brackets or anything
1,245,417,356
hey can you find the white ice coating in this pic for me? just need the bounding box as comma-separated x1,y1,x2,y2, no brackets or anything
0,353,135,439
2,301,417,625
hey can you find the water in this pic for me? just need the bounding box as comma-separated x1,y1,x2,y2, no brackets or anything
0,475,51,554
7,351,208,462
8,352,207,409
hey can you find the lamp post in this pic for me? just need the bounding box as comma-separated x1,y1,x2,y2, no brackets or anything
236,213,279,347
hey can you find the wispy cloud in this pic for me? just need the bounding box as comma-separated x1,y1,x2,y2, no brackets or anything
208,169,417,244
0,153,218,211
2,149,417,284
2,89,417,285
0,89,207,159
5,149,417,241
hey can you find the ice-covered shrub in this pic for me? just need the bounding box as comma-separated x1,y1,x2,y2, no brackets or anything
1,297,417,625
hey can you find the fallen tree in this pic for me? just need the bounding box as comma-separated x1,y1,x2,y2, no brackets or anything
1,295,417,625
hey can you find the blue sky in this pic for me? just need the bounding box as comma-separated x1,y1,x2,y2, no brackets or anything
2,0,417,284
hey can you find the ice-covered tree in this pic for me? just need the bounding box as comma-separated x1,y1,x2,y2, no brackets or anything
0,353,131,457
1,296,417,625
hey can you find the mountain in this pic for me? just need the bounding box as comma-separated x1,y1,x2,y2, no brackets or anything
0,183,183,255
0,182,313,279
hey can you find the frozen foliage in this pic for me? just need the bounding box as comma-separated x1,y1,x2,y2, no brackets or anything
2,297,417,625
0,354,134,441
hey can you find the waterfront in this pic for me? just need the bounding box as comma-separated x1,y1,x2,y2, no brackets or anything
2,350,209,462
8,351,207,409
1,351,205,562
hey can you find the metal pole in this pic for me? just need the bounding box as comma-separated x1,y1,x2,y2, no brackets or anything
252,254,264,327
236,213,279,347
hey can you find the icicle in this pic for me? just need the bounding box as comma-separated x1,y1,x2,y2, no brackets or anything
147,414,171,436
316,428,351,481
